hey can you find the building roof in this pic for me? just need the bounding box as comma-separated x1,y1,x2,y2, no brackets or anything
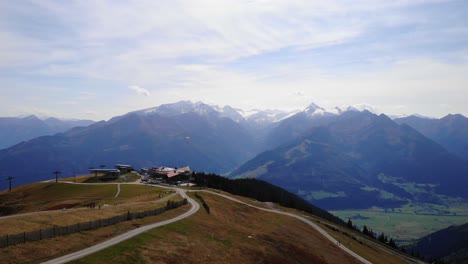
115,164,133,168
89,169,120,173
166,172,181,178
177,166,191,172
152,167,175,172
150,166,192,176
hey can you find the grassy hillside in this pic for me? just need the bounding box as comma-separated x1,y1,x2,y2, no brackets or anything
0,182,179,236
0,204,190,263
0,182,114,215
0,178,419,263
71,192,408,264
0,181,171,216
192,172,345,226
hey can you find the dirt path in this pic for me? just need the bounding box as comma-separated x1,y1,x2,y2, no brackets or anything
193,190,372,264
41,188,199,264
114,183,121,198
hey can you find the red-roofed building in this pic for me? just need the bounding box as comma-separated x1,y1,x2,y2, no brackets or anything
149,166,192,184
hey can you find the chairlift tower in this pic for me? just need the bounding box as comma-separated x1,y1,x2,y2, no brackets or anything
6,176,14,191
53,170,61,183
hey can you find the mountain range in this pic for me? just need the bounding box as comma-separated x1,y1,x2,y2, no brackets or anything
409,222,468,263
1,101,467,211
395,114,468,160
231,109,468,209
0,101,266,185
0,115,94,149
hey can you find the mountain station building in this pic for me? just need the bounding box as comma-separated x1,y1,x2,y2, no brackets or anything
148,166,192,184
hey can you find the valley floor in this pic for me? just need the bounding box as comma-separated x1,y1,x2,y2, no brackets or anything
332,202,468,244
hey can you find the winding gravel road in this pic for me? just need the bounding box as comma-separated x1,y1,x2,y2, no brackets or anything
41,188,199,264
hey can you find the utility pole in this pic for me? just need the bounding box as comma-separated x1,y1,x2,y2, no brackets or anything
6,176,14,192
53,171,61,183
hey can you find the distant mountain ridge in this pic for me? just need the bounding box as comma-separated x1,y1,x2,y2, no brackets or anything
395,114,468,159
1,100,467,213
231,110,468,209
409,222,468,264
0,115,95,149
262,103,373,150
130,100,299,128
0,103,260,186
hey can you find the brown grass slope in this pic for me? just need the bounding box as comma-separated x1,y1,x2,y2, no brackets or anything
0,181,168,216
0,205,190,264
0,182,177,235
72,192,406,264
0,183,411,264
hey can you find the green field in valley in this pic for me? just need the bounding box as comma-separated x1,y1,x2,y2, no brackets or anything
332,201,468,245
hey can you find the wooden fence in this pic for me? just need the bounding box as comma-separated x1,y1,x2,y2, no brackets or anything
0,199,187,248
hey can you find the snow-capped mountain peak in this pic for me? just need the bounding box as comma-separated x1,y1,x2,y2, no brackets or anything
345,106,360,112
242,109,300,125
303,102,336,118
212,105,245,123
136,101,219,117
304,102,324,113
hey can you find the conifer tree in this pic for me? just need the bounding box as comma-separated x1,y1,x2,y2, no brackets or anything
362,225,369,236
378,232,385,242
389,238,397,248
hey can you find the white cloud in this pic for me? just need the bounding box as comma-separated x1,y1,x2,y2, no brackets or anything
351,103,380,114
128,85,150,96
0,0,467,119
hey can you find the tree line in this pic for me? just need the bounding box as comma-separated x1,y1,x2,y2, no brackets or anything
191,172,345,226
346,219,446,264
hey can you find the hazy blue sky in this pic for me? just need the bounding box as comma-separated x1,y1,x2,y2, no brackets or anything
1,0,467,120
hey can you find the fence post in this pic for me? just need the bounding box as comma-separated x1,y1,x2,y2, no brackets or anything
6,234,8,246
54,225,56,237
23,232,26,243
40,229,42,240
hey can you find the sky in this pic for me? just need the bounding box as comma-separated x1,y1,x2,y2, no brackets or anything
1,0,468,121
